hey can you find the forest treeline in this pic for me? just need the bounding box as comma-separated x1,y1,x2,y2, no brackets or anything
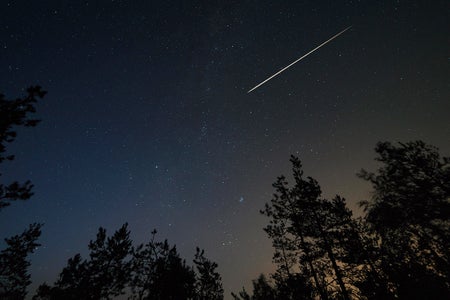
32,227,224,300
0,88,449,299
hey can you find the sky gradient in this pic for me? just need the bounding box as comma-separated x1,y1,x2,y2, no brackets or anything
1,1,449,298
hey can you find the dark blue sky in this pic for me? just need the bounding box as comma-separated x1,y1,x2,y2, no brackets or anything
1,0,449,298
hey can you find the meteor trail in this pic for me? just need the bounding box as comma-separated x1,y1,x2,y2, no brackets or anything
247,26,352,93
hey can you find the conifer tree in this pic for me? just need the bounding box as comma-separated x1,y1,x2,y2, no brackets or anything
262,156,361,299
193,247,224,300
0,87,45,299
0,86,45,210
34,224,133,299
359,141,450,298
0,224,42,298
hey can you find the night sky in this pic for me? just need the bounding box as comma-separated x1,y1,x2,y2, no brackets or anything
1,0,449,298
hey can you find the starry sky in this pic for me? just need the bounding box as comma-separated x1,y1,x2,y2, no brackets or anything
0,0,449,298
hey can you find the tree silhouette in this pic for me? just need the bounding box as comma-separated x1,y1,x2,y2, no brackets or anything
359,141,450,237
0,87,45,299
335,217,394,300
0,223,42,299
129,230,196,300
358,141,450,298
0,86,46,210
193,247,224,300
261,156,359,299
260,171,324,299
231,287,251,300
231,274,274,300
35,227,224,300
276,273,314,300
250,274,276,300
248,141,450,299
34,224,133,299
232,273,312,300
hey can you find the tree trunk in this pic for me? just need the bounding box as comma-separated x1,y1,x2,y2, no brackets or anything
299,234,329,300
313,211,351,300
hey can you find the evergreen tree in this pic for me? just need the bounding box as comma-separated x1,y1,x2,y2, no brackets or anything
34,224,133,299
193,247,223,300
231,274,275,300
129,230,196,300
0,86,45,210
241,141,450,299
35,226,224,300
251,274,276,300
0,87,45,299
0,223,42,299
262,156,358,299
262,173,324,299
358,141,450,298
232,273,311,300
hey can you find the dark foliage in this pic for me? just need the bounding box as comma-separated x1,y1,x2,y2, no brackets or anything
0,87,44,300
34,227,224,300
238,141,449,299
33,224,133,300
193,247,224,300
232,274,273,300
232,273,313,300
130,230,196,300
259,156,356,299
0,223,42,299
358,141,450,299
358,141,450,234
0,86,46,210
